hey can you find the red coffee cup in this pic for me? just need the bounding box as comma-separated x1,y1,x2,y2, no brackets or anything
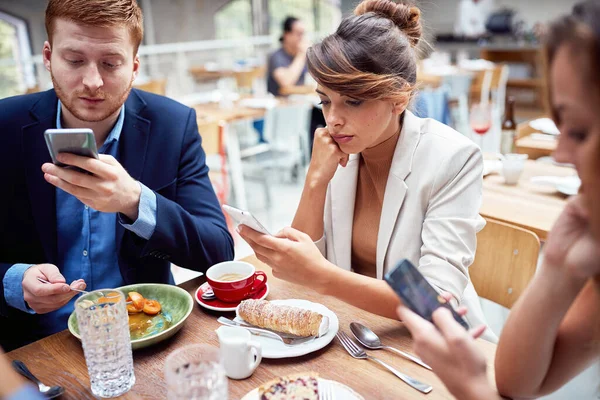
206,261,267,303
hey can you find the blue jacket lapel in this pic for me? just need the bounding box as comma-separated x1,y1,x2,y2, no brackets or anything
115,89,151,253
23,90,59,263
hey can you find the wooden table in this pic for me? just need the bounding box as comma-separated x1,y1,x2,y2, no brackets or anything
7,256,497,399
193,102,267,210
194,103,266,125
515,135,557,160
480,160,575,240
514,118,557,160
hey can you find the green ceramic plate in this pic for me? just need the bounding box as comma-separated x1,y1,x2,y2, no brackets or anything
68,283,193,350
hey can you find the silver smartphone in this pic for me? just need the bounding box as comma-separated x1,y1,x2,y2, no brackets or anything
44,128,99,170
222,205,271,235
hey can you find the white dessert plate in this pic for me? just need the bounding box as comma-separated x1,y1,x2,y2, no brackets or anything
530,175,581,196
234,299,339,359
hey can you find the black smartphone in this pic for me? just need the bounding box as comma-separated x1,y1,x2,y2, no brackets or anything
44,128,99,172
384,259,470,330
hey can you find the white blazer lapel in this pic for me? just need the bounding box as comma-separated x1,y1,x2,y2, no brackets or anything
376,111,422,278
330,154,359,270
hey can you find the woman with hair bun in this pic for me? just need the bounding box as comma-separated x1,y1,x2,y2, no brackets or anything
240,0,493,340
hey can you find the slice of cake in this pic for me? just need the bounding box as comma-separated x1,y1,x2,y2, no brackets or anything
259,372,319,400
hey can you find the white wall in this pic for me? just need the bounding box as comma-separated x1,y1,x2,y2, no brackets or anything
145,0,230,44
0,0,231,53
417,0,580,34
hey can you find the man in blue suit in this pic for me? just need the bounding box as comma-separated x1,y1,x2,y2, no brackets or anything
0,0,234,351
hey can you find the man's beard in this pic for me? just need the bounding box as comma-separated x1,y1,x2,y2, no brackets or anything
51,70,133,123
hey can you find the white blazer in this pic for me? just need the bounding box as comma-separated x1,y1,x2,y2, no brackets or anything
315,110,496,341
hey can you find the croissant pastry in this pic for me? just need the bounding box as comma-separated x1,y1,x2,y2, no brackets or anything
238,299,326,337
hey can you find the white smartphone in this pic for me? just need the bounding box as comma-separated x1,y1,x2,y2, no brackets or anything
222,205,271,235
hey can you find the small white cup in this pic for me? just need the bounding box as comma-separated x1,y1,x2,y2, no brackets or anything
215,326,262,380
501,154,528,185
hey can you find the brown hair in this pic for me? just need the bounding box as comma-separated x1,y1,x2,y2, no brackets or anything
45,0,144,54
545,1,600,121
307,0,421,105
546,1,600,349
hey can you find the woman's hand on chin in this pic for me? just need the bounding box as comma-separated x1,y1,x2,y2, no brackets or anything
238,225,337,291
306,127,349,188
544,195,600,280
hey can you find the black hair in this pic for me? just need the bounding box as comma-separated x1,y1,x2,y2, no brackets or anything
279,16,299,43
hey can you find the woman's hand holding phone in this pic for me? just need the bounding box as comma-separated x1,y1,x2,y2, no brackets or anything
397,304,498,400
306,127,349,188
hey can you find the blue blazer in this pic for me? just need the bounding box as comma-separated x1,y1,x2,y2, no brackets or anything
0,89,234,350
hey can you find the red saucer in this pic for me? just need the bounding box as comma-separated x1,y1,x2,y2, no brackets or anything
195,281,269,311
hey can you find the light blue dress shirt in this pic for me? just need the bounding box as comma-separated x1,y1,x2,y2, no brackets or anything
5,384,45,400
3,101,157,337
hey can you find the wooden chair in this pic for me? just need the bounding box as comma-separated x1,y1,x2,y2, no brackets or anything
24,85,40,94
470,218,540,309
198,118,232,232
134,79,167,95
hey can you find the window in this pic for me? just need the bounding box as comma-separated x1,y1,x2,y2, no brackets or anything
0,11,35,99
269,0,341,39
215,0,253,40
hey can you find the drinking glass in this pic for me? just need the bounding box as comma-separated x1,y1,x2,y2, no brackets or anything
75,290,135,398
470,102,492,150
165,344,228,400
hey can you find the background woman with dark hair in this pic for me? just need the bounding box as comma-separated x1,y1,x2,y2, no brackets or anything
397,2,600,399
241,0,495,341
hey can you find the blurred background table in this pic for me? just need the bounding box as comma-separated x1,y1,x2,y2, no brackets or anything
480,160,575,241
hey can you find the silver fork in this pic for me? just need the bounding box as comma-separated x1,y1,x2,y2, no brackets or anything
319,379,335,400
217,317,316,346
336,331,432,394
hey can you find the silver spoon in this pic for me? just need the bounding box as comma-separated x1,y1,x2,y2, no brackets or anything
12,360,65,399
201,287,216,300
350,322,432,370
37,277,89,294
36,278,132,304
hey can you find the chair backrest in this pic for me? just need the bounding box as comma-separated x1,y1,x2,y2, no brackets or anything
490,64,510,116
470,218,540,309
25,85,40,94
134,79,167,96
262,103,312,163
468,69,492,104
197,118,223,156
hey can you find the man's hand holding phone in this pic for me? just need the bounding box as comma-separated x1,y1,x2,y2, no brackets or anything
22,264,86,314
41,153,142,220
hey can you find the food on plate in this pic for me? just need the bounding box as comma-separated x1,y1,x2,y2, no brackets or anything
143,299,161,315
238,299,328,337
259,372,319,400
127,291,145,312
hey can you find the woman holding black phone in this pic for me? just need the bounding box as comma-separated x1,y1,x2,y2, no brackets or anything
398,2,600,398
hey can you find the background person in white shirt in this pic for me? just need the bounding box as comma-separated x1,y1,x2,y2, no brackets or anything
455,0,493,37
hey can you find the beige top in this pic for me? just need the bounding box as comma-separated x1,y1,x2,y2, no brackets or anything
351,130,400,278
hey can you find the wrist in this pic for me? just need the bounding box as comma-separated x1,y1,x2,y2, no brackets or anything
458,377,499,400
543,259,588,291
122,181,141,220
315,260,337,294
305,170,329,192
